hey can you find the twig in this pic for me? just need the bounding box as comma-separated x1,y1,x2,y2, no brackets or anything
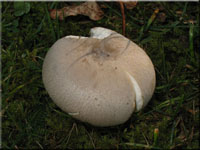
119,2,126,36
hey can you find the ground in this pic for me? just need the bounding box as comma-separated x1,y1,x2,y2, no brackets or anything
1,2,199,149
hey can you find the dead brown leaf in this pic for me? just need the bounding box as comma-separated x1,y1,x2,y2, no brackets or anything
185,107,198,115
124,2,137,10
176,10,183,15
50,2,104,21
158,12,166,23
177,130,187,142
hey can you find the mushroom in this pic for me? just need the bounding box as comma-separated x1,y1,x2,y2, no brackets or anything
42,27,156,127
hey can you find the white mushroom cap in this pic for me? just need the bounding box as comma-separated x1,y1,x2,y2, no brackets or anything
42,27,156,127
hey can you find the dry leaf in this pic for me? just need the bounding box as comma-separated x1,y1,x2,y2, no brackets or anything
50,2,104,21
124,2,137,10
158,12,166,23
176,10,183,15
185,107,198,115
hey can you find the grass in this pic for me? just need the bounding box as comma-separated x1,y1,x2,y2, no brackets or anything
1,1,199,149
